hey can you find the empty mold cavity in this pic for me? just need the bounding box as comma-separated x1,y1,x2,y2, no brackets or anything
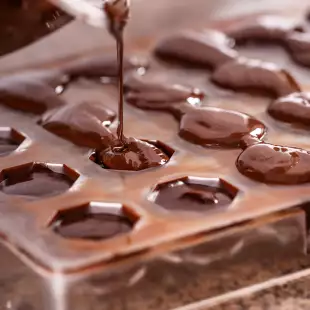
0,127,26,157
148,177,238,213
89,139,175,172
51,202,138,241
0,162,79,200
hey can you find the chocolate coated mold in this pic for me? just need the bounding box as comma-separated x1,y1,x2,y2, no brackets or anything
0,162,79,200
51,202,138,241
148,176,238,213
39,101,116,148
89,139,175,171
0,127,26,157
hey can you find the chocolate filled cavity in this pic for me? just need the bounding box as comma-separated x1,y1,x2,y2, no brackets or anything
0,70,68,114
0,163,74,200
236,143,310,184
63,55,149,80
178,107,266,148
268,92,310,125
39,101,116,148
94,138,170,171
154,30,238,68
225,15,303,43
211,57,301,97
54,213,133,241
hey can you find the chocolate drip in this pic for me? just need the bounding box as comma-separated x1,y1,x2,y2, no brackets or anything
225,15,303,43
0,70,68,114
153,180,232,212
125,73,266,148
95,137,170,171
54,213,132,240
211,57,301,97
39,101,116,148
63,55,149,80
236,143,310,184
268,92,310,125
155,30,238,68
0,164,72,200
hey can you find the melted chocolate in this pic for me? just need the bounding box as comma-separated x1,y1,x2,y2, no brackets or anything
225,15,303,43
211,57,301,97
0,136,20,157
125,73,266,148
54,213,132,240
268,92,310,125
0,164,73,199
286,32,310,66
39,101,116,148
153,180,232,212
95,137,170,171
236,143,310,184
154,30,238,68
0,70,68,114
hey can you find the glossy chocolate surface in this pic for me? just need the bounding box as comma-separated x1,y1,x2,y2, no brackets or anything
286,32,310,66
155,30,238,68
268,92,310,125
39,101,116,148
95,138,170,171
54,213,132,240
0,136,20,157
0,164,73,200
153,180,233,212
237,143,310,184
0,70,68,114
211,57,301,97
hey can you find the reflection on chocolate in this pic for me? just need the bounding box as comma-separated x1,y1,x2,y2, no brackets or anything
0,136,20,157
0,70,68,114
39,101,116,148
125,73,266,148
236,143,310,184
268,92,310,125
286,32,310,66
63,55,149,80
54,213,132,240
212,57,301,97
153,180,233,212
154,30,238,68
0,164,73,199
95,137,170,171
225,15,303,43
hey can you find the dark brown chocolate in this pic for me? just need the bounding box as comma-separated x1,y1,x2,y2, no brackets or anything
154,30,238,68
39,101,116,148
0,70,68,114
268,92,310,125
0,164,73,200
125,73,266,148
225,15,303,43
54,213,132,240
0,136,20,157
236,143,310,184
153,180,232,212
211,57,301,97
95,137,170,171
286,32,310,66
63,55,149,80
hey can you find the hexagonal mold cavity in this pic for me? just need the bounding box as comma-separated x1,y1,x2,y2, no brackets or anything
148,177,239,213
0,162,79,200
0,127,26,157
51,202,138,241
89,139,175,171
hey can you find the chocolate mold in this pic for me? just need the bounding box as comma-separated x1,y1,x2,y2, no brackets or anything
51,202,138,241
148,176,238,213
0,162,79,200
0,127,26,157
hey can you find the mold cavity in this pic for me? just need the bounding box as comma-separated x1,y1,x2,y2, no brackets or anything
0,162,79,200
0,127,26,157
52,202,137,241
148,177,238,213
89,139,175,172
